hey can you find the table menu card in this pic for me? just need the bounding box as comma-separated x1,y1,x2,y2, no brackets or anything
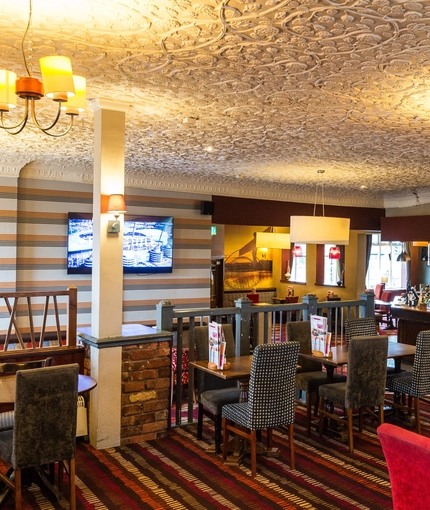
209,322,227,369
310,315,331,356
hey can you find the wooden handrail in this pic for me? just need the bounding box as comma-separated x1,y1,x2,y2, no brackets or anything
0,287,77,350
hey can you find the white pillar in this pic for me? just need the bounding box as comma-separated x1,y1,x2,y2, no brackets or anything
88,99,128,448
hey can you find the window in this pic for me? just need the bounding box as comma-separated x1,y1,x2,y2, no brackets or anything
315,244,344,286
366,234,405,289
290,244,306,283
324,245,343,285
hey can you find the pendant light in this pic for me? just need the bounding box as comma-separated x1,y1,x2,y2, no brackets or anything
290,170,350,245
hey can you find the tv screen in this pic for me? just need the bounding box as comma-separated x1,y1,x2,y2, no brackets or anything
67,213,174,274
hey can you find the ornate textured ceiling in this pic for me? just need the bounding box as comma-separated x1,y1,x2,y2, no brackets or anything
2,0,430,208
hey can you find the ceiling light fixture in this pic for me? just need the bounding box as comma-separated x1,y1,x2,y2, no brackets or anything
0,0,86,137
255,230,290,249
290,170,350,245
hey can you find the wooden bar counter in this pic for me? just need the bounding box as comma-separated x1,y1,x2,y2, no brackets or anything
391,304,430,345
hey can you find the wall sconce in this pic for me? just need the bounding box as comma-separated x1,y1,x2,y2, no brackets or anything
107,194,127,233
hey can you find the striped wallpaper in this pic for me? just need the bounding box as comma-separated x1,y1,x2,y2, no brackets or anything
0,176,212,334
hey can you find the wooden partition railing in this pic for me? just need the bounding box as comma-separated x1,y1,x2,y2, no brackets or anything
0,286,77,351
157,292,375,427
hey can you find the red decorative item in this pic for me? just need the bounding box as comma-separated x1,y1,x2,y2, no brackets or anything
292,245,303,257
329,246,341,259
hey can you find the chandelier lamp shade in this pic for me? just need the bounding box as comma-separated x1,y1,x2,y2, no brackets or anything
0,0,86,136
255,232,290,249
289,170,350,245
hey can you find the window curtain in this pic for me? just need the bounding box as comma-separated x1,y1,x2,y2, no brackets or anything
336,245,345,285
405,241,412,287
365,234,372,282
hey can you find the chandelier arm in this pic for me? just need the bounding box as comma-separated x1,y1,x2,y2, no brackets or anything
39,114,75,138
0,101,30,133
30,99,62,130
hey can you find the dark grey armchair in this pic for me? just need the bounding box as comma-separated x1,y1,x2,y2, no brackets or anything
319,336,388,453
287,321,344,433
0,364,79,509
194,325,241,454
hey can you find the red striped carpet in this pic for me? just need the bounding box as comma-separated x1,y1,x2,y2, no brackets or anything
2,402,428,509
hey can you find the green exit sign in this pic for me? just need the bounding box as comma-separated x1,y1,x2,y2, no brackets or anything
211,226,217,236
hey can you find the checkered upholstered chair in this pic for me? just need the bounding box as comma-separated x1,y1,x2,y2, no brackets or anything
386,330,430,435
222,342,300,477
319,336,388,454
287,321,344,433
344,318,378,345
0,364,79,510
194,325,240,454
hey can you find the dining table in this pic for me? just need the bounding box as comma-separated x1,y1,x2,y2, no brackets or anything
299,342,416,382
0,373,97,404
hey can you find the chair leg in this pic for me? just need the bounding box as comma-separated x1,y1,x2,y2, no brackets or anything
69,458,76,510
197,403,204,439
14,468,21,510
414,397,421,435
378,405,384,426
346,408,354,454
306,391,312,433
222,418,229,461
288,424,295,470
266,428,272,449
214,414,222,454
318,397,325,437
250,429,257,477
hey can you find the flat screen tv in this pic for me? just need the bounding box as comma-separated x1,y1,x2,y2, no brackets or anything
67,213,174,274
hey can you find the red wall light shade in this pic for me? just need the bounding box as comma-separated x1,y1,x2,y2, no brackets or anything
292,245,303,257
328,246,341,259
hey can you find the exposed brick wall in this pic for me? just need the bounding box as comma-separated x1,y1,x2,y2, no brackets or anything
121,341,171,444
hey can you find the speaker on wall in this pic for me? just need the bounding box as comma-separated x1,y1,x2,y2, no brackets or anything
201,200,215,215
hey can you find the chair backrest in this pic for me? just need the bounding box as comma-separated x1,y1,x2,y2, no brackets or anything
378,423,430,510
345,318,378,345
247,342,299,429
286,321,322,372
0,358,51,374
345,336,388,409
374,283,385,300
194,325,237,392
12,364,79,469
410,330,430,396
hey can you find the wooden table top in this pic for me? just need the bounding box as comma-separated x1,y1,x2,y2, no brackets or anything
189,356,253,380
299,342,416,367
0,373,97,404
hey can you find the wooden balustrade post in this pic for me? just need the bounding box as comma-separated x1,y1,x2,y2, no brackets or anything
67,286,77,347
360,291,375,319
156,301,175,332
235,298,251,357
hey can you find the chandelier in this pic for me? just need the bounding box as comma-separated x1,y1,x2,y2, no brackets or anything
0,0,86,137
290,170,350,245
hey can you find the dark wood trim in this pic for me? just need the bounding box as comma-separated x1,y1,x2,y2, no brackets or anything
213,196,384,230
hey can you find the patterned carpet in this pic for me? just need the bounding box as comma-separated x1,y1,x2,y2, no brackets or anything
1,402,428,509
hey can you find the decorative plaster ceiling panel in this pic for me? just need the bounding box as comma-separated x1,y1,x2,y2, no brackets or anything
2,0,430,207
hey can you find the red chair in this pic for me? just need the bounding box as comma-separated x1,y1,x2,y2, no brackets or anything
378,423,430,509
374,283,385,300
